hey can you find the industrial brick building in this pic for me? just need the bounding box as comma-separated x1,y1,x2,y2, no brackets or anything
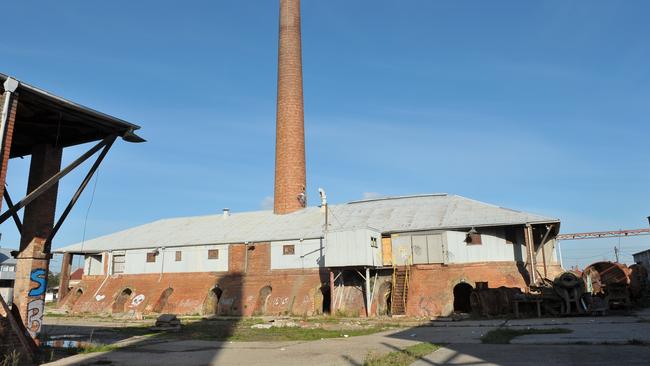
56,194,562,317
55,0,563,318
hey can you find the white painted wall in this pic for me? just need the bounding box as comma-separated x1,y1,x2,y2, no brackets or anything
121,244,229,274
324,228,381,267
445,229,518,263
270,239,323,269
84,255,104,275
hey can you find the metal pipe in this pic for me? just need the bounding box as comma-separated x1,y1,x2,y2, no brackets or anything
365,267,371,317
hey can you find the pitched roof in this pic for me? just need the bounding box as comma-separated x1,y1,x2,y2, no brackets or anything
56,194,558,253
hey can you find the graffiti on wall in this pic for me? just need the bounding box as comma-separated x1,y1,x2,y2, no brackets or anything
28,268,47,296
130,294,145,307
27,268,48,337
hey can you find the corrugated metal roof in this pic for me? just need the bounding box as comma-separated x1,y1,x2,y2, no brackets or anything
0,247,16,266
56,194,558,253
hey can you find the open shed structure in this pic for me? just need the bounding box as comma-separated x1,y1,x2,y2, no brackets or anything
0,73,143,340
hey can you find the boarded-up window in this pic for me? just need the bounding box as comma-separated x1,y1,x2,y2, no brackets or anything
466,233,482,245
146,252,157,263
283,245,295,255
505,227,517,244
208,249,219,260
175,251,182,261
112,254,125,274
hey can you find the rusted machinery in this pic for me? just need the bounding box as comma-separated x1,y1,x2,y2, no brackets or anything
468,261,648,318
528,271,586,316
583,261,631,308
470,283,522,317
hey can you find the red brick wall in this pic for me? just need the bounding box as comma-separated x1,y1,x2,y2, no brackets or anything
0,93,17,211
64,245,328,317
66,270,327,317
274,0,306,215
407,262,528,317
64,243,536,318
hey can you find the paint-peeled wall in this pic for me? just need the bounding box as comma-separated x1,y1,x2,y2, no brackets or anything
324,228,382,267
122,245,229,274
270,239,323,269
445,229,520,264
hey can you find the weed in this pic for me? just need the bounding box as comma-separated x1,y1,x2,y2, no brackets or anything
364,342,439,366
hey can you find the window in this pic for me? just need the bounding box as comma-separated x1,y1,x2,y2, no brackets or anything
370,237,378,248
112,254,125,274
466,233,482,245
208,249,219,260
175,251,182,261
283,245,295,255
146,252,157,263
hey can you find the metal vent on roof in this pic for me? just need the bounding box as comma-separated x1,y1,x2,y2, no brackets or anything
348,193,448,205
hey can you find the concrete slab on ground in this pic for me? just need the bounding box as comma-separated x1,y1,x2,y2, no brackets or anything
413,344,650,366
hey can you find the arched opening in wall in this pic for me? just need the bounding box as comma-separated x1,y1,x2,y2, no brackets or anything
152,288,174,313
453,283,473,313
202,286,224,316
320,285,331,314
255,286,272,315
376,282,392,316
112,288,133,314
67,288,83,308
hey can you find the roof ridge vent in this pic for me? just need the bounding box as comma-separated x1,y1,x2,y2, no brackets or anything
348,193,448,205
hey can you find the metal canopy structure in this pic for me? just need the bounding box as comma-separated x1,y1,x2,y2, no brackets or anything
557,228,650,241
0,74,144,343
0,74,144,247
0,73,144,158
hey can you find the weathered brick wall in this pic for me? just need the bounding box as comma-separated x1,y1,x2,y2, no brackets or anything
63,241,542,318
0,93,18,211
407,261,528,317
274,0,306,215
63,250,328,317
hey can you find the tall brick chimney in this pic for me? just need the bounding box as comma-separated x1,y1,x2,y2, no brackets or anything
274,0,306,214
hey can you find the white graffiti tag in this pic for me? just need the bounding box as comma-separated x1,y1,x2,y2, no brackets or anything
130,294,145,307
27,299,44,337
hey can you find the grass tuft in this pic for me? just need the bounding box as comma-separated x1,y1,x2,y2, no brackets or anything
364,342,439,366
481,327,572,344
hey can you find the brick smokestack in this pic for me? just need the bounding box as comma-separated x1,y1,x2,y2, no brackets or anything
274,0,306,214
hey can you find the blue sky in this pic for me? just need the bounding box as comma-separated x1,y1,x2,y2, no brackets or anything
1,1,648,271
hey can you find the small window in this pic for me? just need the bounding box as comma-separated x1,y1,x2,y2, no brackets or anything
283,245,295,255
175,251,182,261
370,237,378,248
208,249,219,260
466,233,482,245
146,252,157,263
113,254,125,274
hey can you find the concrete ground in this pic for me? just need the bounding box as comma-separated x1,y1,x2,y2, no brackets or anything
44,310,650,366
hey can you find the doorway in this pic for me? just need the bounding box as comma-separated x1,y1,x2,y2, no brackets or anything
453,283,473,313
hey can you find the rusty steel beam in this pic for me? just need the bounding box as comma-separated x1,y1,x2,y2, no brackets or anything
557,228,650,241
0,136,112,226
44,135,116,252
2,189,22,233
